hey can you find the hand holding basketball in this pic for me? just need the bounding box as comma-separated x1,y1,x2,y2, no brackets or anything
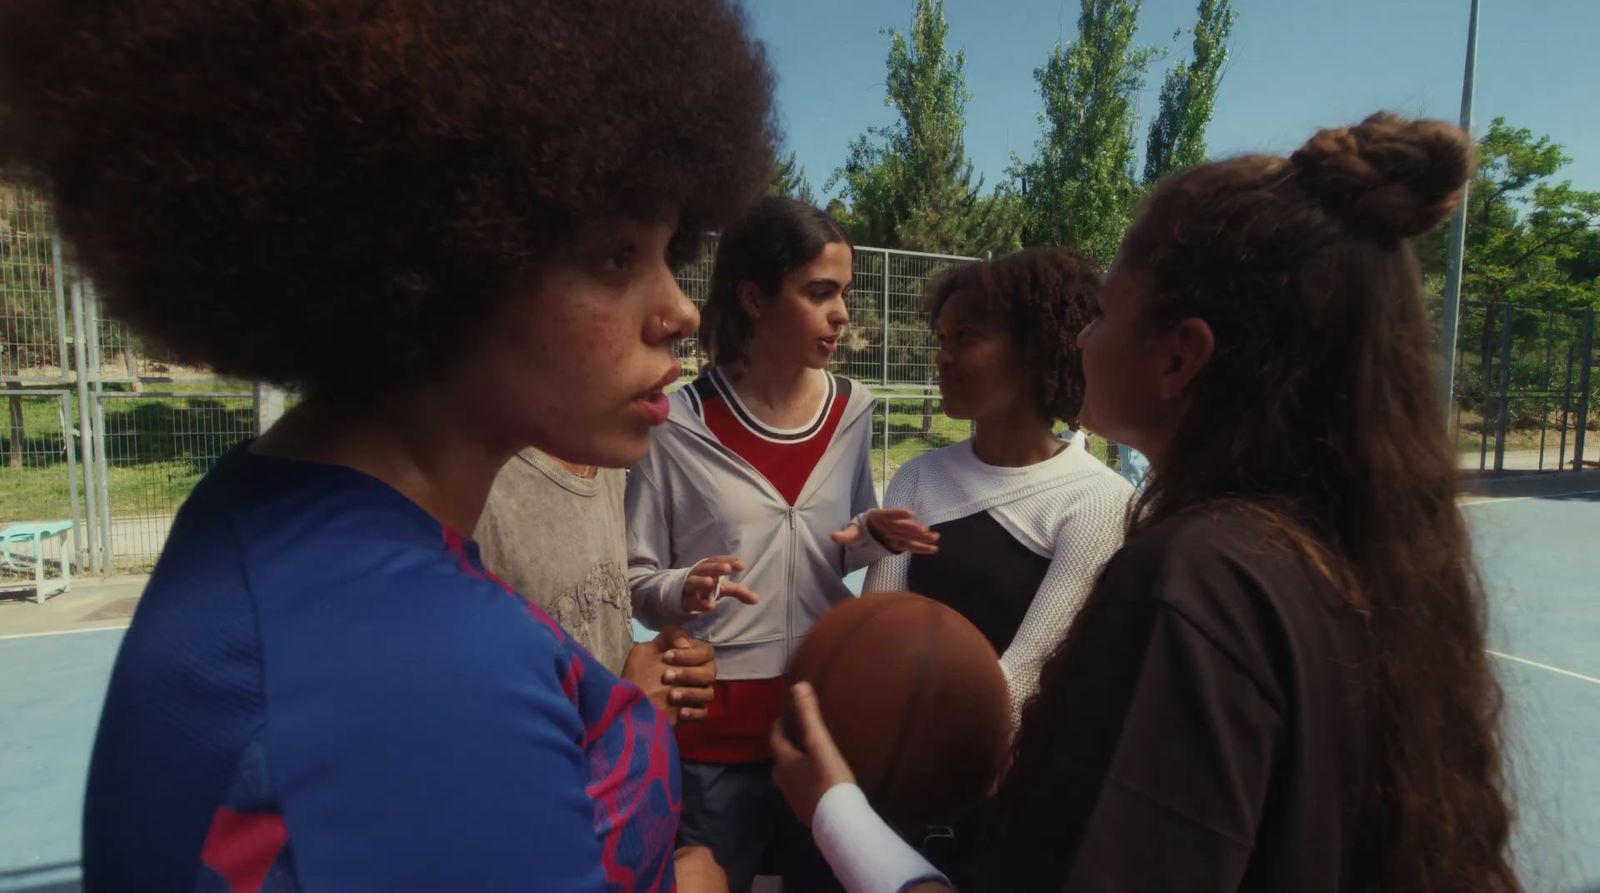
781,593,1010,833
831,509,940,555
683,555,759,613
771,681,856,827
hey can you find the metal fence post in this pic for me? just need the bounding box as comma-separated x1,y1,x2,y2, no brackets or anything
68,278,101,573
881,397,890,488
1574,308,1594,470
881,249,891,386
50,236,71,385
84,282,116,567
57,395,84,570
49,232,85,569
1558,340,1574,471
1493,302,1513,472
253,383,288,433
94,395,114,569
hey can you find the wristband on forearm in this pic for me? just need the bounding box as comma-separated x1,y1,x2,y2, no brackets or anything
812,783,950,893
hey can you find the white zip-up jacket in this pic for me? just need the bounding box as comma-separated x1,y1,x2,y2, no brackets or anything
625,373,891,680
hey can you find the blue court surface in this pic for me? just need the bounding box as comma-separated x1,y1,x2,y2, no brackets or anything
3,485,1598,892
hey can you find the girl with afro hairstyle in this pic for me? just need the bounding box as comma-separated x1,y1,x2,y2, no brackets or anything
773,114,1521,893
626,196,938,892
0,1,775,891
863,247,1134,736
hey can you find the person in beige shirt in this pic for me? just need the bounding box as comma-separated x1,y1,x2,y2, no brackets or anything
477,447,716,721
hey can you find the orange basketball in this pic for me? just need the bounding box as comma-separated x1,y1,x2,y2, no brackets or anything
785,592,1010,832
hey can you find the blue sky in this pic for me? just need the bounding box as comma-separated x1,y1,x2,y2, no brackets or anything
744,0,1600,200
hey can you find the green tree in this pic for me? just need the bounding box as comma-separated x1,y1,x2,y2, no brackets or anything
1426,120,1597,303
826,0,998,428
1418,119,1600,311
1013,0,1158,264
828,0,1014,255
1143,0,1235,184
771,148,816,205
1416,119,1600,435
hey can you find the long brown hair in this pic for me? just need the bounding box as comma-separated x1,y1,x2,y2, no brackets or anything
1014,114,1518,891
699,196,850,365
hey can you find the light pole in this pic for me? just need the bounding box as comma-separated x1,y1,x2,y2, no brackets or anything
1439,0,1481,426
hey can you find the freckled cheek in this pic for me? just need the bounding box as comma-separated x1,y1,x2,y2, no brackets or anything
598,313,633,357
574,311,638,384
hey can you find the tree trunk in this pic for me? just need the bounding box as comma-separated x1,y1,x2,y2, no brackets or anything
125,348,143,393
7,393,24,469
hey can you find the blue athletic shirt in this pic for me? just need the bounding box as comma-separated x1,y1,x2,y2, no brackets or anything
83,446,680,892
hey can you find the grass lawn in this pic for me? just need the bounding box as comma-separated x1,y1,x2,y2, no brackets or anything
3,389,252,525
0,459,214,523
4,383,1135,538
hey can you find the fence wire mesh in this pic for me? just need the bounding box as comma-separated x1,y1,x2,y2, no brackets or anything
673,239,718,378
93,392,255,571
1,183,68,384
667,238,975,390
872,394,972,489
6,172,1600,580
1450,301,1595,472
0,390,80,583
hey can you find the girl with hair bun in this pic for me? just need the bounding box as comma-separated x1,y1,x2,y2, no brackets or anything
773,113,1522,893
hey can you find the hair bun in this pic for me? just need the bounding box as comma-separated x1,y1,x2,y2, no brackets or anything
1289,113,1475,242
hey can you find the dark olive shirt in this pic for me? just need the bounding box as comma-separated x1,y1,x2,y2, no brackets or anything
980,508,1370,893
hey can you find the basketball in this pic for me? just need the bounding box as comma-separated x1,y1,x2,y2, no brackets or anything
784,591,1011,832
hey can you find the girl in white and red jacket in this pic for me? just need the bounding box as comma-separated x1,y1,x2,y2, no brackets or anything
626,197,937,893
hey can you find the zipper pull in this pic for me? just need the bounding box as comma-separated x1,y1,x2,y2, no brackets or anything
788,507,796,530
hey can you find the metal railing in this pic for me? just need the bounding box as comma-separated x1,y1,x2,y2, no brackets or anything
1449,301,1595,473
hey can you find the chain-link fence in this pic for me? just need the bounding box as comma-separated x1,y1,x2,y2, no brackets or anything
673,239,718,378
90,392,256,571
8,174,1599,584
1,185,988,581
871,393,971,489
2,184,70,385
1450,301,1595,473
668,237,976,386
0,390,81,587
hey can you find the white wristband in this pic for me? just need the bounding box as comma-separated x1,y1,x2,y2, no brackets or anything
812,783,949,893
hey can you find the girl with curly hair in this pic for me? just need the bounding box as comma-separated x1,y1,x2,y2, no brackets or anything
863,247,1134,735
0,1,776,890
773,114,1521,893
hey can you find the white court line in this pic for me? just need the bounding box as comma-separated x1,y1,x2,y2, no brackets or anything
1461,489,1600,506
0,624,129,642
1487,650,1600,687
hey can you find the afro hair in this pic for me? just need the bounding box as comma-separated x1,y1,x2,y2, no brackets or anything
923,247,1102,428
0,0,776,397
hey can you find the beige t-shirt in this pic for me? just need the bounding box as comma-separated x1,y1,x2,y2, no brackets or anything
474,449,633,673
